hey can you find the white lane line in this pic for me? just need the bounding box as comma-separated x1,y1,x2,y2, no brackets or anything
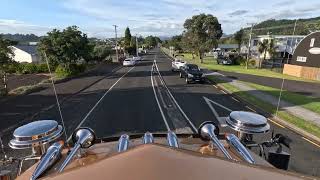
203,97,227,127
151,63,171,131
231,97,240,102
67,67,135,141
221,90,228,94
154,60,197,132
203,96,232,112
213,85,218,88
302,137,320,148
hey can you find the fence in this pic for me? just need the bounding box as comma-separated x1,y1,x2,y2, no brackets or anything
0,71,7,96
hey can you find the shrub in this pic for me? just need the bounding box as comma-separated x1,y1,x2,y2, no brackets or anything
21,63,38,74
36,64,49,73
55,64,86,78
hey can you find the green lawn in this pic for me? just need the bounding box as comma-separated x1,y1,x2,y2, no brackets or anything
162,48,319,83
244,82,320,114
208,76,320,138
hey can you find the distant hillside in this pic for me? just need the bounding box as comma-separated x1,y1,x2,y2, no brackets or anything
0,33,41,44
243,17,320,35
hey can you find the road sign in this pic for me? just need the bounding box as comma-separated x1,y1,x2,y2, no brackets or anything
292,32,320,68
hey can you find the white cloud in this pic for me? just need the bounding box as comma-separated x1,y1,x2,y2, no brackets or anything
0,19,52,35
0,0,320,37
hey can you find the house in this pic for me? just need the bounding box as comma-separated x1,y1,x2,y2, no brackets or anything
216,44,238,53
11,45,41,63
241,35,306,60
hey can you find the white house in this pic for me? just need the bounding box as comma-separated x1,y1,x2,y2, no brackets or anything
11,45,41,63
241,35,306,60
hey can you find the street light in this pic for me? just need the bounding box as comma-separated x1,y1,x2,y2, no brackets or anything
246,23,256,69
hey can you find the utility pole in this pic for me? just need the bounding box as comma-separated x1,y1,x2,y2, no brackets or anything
246,24,254,69
136,34,139,57
275,19,298,117
113,25,119,62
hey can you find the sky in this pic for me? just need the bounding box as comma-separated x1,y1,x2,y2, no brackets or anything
0,0,320,38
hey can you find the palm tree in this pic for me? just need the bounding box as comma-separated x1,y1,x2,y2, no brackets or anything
258,39,269,68
267,39,276,68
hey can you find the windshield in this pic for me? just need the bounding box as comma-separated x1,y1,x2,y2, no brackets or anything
187,65,200,71
0,0,320,178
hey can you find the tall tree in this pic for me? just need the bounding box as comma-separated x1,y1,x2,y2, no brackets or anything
234,29,245,52
124,27,132,47
0,36,14,69
38,26,91,68
183,14,223,63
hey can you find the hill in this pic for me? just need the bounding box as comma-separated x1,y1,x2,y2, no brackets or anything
0,33,41,44
243,16,320,35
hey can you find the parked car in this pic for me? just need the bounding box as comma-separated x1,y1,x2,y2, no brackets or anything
172,55,186,71
133,56,142,61
217,57,233,65
123,58,136,66
179,64,205,84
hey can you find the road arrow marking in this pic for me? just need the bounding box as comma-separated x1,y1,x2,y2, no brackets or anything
203,96,233,127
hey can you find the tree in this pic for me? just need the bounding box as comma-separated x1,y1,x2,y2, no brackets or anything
258,39,275,68
0,36,14,69
183,14,223,63
234,29,245,52
38,26,91,68
124,27,132,47
145,36,157,48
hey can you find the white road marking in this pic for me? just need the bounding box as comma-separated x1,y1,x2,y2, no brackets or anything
154,60,197,132
67,67,134,141
151,62,171,131
203,96,232,112
231,97,240,102
221,90,228,94
203,97,228,127
212,85,218,88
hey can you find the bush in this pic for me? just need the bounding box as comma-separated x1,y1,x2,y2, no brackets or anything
55,64,86,78
36,64,49,73
21,63,38,74
234,57,247,66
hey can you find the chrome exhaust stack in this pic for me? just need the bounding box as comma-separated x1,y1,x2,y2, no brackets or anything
226,111,270,143
226,134,255,164
118,134,129,152
31,142,63,180
143,132,154,144
167,131,179,148
58,128,95,173
9,120,63,156
198,122,233,160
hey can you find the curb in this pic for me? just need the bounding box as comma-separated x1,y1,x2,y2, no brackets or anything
209,78,320,145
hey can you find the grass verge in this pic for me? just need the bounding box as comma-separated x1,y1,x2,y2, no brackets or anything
208,75,320,139
243,82,320,114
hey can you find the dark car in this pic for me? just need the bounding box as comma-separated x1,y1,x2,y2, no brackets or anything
217,57,233,65
179,64,205,84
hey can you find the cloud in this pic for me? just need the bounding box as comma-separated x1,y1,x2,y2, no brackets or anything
228,10,249,16
272,0,297,7
0,19,52,35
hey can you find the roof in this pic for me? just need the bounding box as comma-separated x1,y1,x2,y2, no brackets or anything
13,45,38,55
218,44,238,49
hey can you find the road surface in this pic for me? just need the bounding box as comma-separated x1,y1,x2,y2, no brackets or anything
0,49,319,177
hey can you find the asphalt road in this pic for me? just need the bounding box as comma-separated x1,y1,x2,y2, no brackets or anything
0,49,319,177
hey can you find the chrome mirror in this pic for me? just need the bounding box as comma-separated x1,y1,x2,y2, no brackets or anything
198,121,232,159
58,127,95,173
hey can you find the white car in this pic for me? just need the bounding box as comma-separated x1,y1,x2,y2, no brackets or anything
123,58,136,66
133,56,142,61
172,59,186,71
